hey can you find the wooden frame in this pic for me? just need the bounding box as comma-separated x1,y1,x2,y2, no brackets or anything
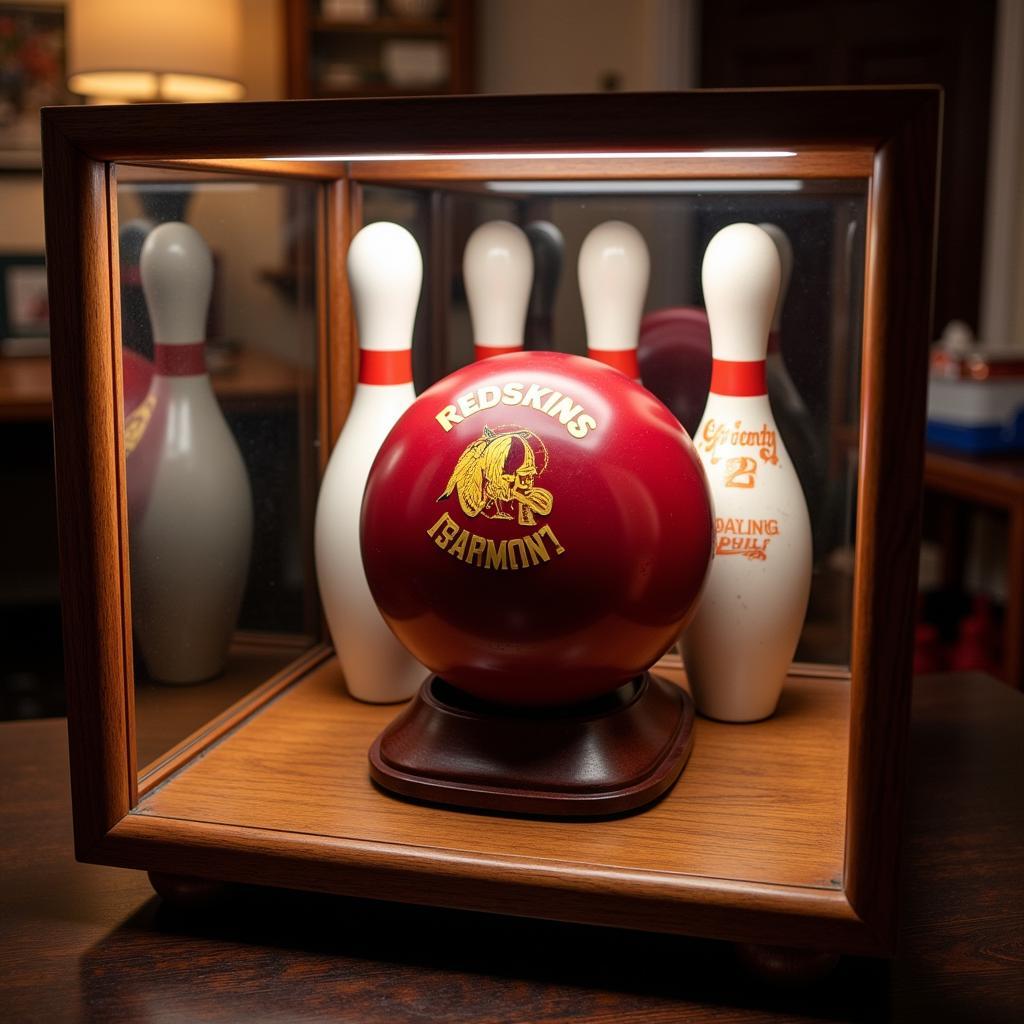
42,88,940,956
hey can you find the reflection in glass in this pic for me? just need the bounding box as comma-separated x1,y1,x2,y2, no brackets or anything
361,180,866,666
118,173,319,772
127,221,253,688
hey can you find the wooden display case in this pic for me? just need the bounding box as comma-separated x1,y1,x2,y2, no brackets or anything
42,88,940,956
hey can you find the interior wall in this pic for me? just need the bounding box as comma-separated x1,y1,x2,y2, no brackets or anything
478,0,661,93
0,177,47,253
474,1,699,344
238,0,285,100
4,1,1021,346
0,0,285,255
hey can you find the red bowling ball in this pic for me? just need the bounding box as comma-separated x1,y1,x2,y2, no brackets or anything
360,350,713,707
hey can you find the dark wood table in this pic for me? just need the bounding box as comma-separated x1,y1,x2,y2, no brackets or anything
2,673,1022,1023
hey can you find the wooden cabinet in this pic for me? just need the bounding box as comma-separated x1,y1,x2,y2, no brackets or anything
700,0,996,341
284,0,474,99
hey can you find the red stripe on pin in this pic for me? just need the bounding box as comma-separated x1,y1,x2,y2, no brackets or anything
474,345,522,361
154,343,206,376
359,348,413,385
589,348,640,379
710,359,767,397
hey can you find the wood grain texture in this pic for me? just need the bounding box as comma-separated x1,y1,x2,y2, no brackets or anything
845,90,941,947
106,164,137,811
136,642,329,791
105,812,869,953
4,675,1022,1023
349,150,874,184
40,88,940,164
41,89,940,953
325,175,356,448
137,662,848,888
893,673,1024,1021
93,660,861,949
115,157,344,181
42,122,133,855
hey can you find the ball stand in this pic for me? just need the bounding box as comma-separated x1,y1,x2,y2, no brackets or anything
368,672,695,817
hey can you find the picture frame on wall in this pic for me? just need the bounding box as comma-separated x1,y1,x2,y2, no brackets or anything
0,253,49,355
0,3,74,169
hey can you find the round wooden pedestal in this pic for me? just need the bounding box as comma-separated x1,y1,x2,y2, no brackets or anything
368,672,695,817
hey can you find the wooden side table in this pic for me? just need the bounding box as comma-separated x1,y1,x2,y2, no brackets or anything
923,448,1024,688
0,355,52,422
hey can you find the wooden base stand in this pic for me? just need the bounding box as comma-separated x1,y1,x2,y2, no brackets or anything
369,672,695,817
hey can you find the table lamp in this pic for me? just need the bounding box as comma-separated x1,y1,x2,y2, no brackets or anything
66,0,243,103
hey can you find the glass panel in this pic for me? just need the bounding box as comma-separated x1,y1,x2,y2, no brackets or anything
361,179,866,666
116,170,320,773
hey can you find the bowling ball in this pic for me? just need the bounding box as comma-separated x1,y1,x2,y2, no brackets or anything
637,307,712,437
360,351,713,707
122,347,155,414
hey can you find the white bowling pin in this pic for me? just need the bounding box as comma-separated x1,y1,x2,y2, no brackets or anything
315,222,426,703
464,220,533,360
682,223,812,722
130,222,253,684
578,220,649,380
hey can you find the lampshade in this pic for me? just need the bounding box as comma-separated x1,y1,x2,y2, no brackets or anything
67,0,244,102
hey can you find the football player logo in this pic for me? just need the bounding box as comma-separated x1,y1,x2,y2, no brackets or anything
438,425,553,527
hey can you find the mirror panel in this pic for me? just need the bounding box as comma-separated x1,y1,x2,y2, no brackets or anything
361,178,866,667
116,170,320,774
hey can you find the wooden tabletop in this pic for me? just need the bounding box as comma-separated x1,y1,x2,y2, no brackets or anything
0,350,306,422
925,447,1024,504
0,355,52,422
2,672,1022,1023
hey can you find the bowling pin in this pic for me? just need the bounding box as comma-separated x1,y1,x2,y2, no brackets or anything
682,223,812,722
759,222,793,359
758,222,826,552
129,222,253,684
314,222,426,703
463,220,533,360
578,220,649,380
524,220,564,350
